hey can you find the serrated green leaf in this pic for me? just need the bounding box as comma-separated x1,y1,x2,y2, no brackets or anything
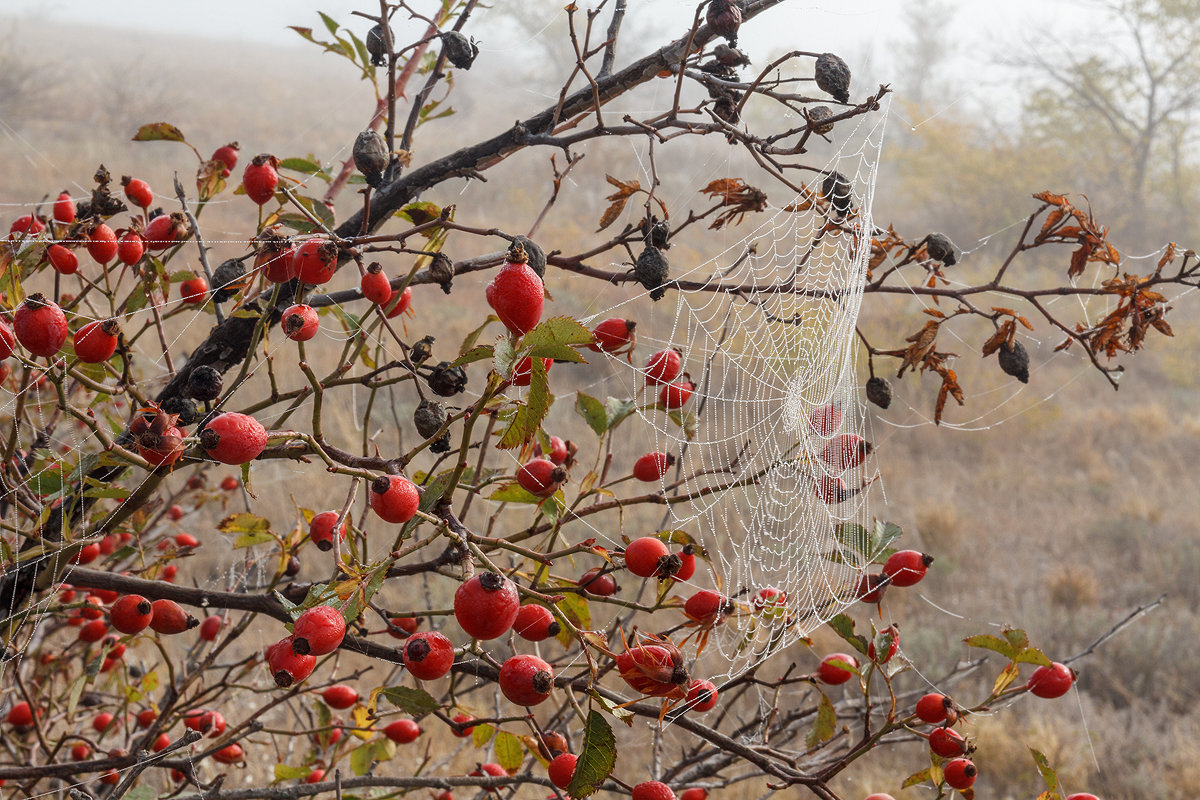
493,335,516,379
488,483,546,504
494,730,525,772
901,766,932,789
279,157,324,174
1015,646,1053,667
1002,627,1030,652
869,520,904,558
992,660,1021,695
667,409,698,440
379,685,441,714
497,363,552,449
964,633,1017,660
566,711,616,798
473,722,495,748
274,764,312,781
827,613,870,655
521,316,592,354
605,397,635,430
132,122,187,143
461,315,500,354
452,344,493,367
575,392,607,436
350,743,376,776
805,691,836,748
218,513,272,534
1028,747,1059,792
554,593,591,648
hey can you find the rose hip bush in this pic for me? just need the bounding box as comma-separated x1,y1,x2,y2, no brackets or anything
0,2,1195,798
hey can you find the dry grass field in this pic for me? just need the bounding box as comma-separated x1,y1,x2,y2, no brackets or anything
2,9,1198,799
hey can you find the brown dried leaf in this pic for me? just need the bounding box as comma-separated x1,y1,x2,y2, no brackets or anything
1039,209,1065,237
1158,242,1177,269
596,198,628,232
1017,316,1033,331
1034,191,1068,206
981,320,1016,357
923,308,946,318
1151,317,1174,337
1068,246,1089,278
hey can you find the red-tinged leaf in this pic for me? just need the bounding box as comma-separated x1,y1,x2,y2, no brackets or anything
923,308,946,318
1158,242,1177,269
1068,245,1089,278
132,122,187,144
992,660,1021,695
596,197,629,232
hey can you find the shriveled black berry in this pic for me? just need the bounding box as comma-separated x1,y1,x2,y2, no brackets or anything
815,52,851,103
429,252,455,293
210,258,247,303
998,341,1030,384
865,376,892,409
161,396,199,426
409,335,435,366
427,361,467,396
645,218,670,250
808,105,835,135
366,23,391,66
925,233,957,266
712,93,740,123
822,171,853,220
635,246,670,301
430,431,452,454
353,130,389,189
441,31,478,70
186,366,223,401
414,400,447,440
706,0,743,44
512,235,546,279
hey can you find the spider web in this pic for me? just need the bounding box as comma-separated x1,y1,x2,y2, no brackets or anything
582,102,888,682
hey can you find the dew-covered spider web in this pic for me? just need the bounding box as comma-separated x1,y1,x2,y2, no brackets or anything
582,102,889,683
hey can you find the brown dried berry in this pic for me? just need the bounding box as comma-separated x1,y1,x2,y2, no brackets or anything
354,130,389,189
409,335,435,366
366,23,391,66
427,362,467,396
512,235,546,279
925,233,957,266
161,396,199,426
414,400,447,440
429,252,455,293
998,341,1030,384
706,0,743,44
644,217,670,250
815,52,851,104
808,105,835,135
822,171,852,220
441,31,478,70
713,43,750,68
865,376,892,409
635,246,670,301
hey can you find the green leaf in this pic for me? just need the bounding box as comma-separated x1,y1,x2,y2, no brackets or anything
605,397,636,430
869,520,904,558
964,633,1017,660
667,409,698,440
1002,627,1030,652
218,513,272,534
274,764,312,782
827,613,869,655
66,671,86,716
318,11,341,37
554,593,591,648
349,743,376,776
132,122,187,143
396,201,443,228
497,362,552,449
473,722,495,748
279,157,324,174
461,315,500,354
494,730,525,772
566,711,616,798
575,392,608,436
901,766,932,789
1028,747,1060,793
521,316,592,362
992,660,1021,695
1014,646,1053,667
493,335,517,379
488,483,548,504
452,344,493,367
379,685,441,715
805,691,836,747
